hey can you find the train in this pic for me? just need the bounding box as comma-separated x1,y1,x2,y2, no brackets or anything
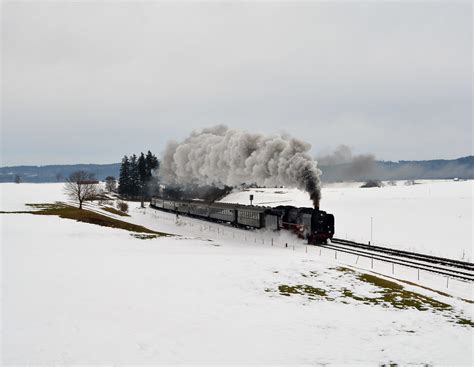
150,197,335,244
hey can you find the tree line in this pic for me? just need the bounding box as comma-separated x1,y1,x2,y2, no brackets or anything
118,151,159,199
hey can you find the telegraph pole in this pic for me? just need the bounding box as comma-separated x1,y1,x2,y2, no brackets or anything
370,217,373,245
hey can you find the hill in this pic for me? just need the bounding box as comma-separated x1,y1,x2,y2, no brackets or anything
0,163,121,183
319,156,473,182
1,156,472,183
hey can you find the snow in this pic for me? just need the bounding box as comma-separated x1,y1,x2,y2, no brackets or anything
1,182,473,365
221,179,474,261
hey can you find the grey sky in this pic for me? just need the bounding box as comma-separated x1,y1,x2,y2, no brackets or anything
1,1,472,166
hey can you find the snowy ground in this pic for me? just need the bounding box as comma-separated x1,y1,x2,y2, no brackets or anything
221,179,473,261
1,182,473,365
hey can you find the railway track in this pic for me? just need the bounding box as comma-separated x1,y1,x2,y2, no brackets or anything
322,238,474,282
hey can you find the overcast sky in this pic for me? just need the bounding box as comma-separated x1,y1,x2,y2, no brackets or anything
1,1,472,166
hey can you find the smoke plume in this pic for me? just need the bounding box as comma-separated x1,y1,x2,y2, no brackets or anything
318,145,375,181
160,125,322,207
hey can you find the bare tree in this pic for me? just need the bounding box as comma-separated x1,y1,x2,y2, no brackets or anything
105,176,117,192
64,171,99,209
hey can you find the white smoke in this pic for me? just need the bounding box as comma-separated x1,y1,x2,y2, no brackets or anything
159,125,322,207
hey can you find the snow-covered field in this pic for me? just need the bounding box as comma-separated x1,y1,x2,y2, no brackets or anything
1,182,473,365
222,179,473,261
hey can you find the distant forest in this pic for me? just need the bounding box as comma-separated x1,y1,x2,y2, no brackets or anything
1,156,473,183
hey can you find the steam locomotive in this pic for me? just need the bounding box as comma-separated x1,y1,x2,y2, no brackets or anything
150,198,335,244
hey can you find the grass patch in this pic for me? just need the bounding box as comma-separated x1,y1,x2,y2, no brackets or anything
456,318,474,327
269,267,473,327
25,203,168,236
101,206,130,217
278,284,327,298
356,273,452,311
130,234,161,240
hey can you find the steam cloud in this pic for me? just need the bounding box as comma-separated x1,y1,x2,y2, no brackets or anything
318,145,376,181
160,125,322,207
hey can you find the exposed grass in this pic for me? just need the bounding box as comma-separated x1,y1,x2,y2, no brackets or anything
101,206,130,217
268,267,473,327
130,233,162,240
356,273,452,311
278,284,327,298
21,203,168,236
456,318,474,327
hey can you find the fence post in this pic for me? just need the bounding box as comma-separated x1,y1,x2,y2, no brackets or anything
271,238,274,246
417,268,420,281
335,250,337,259
446,276,449,288
306,246,308,253
356,255,359,264
392,263,394,274
371,257,374,269
319,248,322,256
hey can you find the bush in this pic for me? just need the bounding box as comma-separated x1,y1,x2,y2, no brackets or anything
116,200,129,213
404,180,418,186
361,180,383,188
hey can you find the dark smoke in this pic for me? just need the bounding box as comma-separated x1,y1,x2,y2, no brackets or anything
318,145,376,182
159,125,322,207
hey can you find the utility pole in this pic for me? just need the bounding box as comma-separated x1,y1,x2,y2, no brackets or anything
370,216,373,245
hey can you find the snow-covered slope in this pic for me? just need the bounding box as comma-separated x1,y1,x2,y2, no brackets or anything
221,180,473,261
1,182,473,365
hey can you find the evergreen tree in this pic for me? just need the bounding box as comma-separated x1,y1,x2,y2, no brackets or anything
138,152,148,187
145,150,159,179
129,154,140,197
118,155,130,196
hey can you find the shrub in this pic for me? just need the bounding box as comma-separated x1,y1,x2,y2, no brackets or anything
361,180,383,188
116,200,129,213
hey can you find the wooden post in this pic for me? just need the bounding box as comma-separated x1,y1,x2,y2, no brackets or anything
306,246,308,253
446,276,449,288
371,257,374,269
392,263,394,274
271,238,274,246
417,268,420,280
335,250,337,259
